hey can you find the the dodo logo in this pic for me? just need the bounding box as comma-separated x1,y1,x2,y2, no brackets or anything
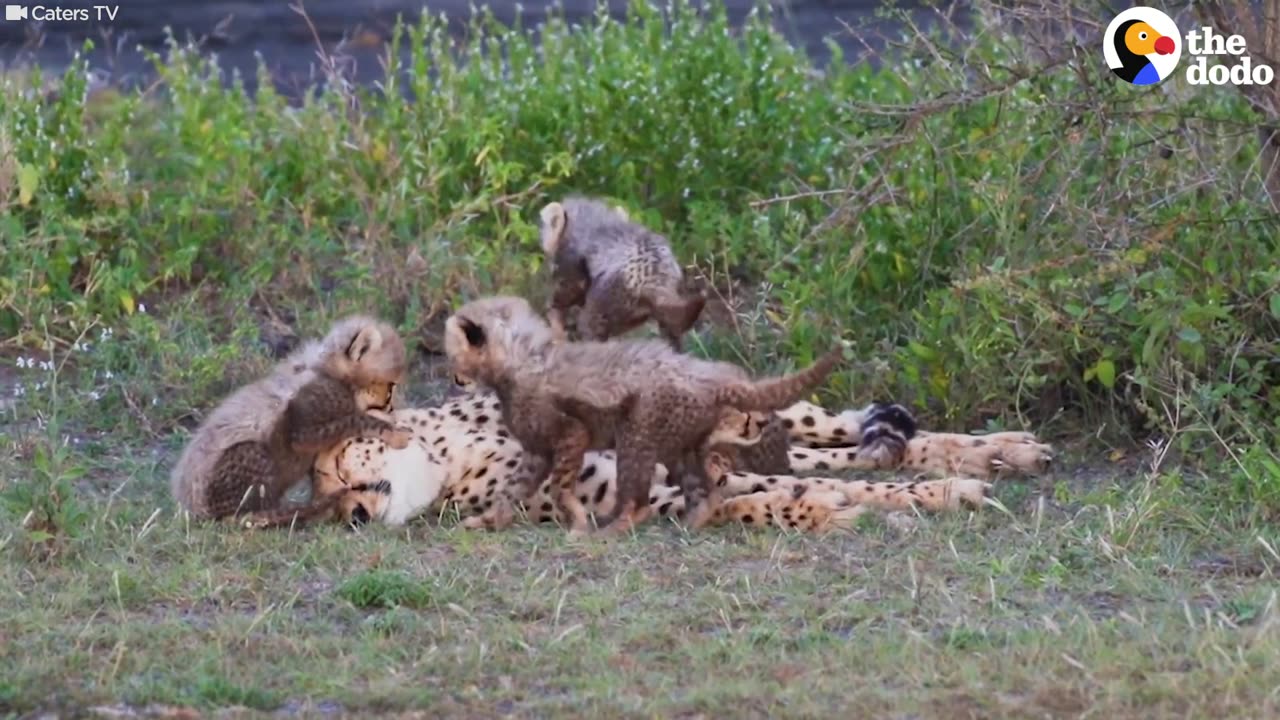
1104,7,1181,86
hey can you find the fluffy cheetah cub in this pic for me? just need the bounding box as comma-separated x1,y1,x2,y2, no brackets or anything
545,343,844,536
443,295,843,537
539,196,706,350
169,315,415,528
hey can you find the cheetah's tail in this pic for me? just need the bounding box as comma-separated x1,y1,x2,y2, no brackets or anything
713,348,844,412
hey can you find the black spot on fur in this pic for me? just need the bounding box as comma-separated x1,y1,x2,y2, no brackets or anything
832,427,846,437
751,483,766,493
541,502,554,513
658,502,673,516
580,465,597,481
972,438,987,447
783,418,795,429
594,483,608,505
476,414,490,425
506,459,519,468
801,416,815,427
476,467,488,480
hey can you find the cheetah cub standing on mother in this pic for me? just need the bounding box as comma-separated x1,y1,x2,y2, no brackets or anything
444,295,844,537
169,315,415,528
539,195,706,350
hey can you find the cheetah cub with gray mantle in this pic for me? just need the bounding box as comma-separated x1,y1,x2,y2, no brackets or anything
539,195,706,350
169,315,415,528
444,295,844,537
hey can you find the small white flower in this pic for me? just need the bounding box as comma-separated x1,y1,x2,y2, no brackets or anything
16,357,30,369
89,390,101,401
139,303,147,314
104,371,114,380
39,361,53,371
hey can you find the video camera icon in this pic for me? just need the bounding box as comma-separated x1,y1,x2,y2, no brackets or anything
4,5,28,21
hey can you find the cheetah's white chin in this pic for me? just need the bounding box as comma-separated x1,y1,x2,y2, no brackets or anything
379,442,446,526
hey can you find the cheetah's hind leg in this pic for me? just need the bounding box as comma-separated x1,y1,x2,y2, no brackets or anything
204,441,288,521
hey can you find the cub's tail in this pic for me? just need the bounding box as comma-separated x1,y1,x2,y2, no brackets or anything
713,348,844,412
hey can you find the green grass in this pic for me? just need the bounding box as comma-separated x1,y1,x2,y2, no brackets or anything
2,457,1278,717
3,0,1280,715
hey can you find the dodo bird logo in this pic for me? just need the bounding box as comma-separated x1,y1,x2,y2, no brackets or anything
1104,7,1181,85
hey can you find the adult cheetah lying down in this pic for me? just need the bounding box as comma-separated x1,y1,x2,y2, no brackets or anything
312,392,1052,533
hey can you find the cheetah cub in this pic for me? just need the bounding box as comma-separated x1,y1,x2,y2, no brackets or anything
544,342,845,536
443,295,843,537
539,195,706,350
169,315,415,527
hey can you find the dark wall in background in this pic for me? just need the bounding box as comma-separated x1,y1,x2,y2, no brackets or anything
0,0,965,93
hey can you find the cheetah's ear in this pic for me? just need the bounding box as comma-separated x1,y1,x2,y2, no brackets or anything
345,325,384,362
458,316,486,348
539,201,567,255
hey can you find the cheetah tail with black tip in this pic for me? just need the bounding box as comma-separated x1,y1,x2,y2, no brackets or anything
713,348,844,412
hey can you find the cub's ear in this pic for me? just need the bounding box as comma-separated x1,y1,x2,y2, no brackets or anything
459,316,486,348
539,201,567,255
345,325,383,362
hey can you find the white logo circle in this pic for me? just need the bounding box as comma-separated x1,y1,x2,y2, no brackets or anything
1103,6,1182,85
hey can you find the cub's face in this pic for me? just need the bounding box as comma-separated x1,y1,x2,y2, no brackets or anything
549,259,590,310
707,408,770,448
354,380,398,413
